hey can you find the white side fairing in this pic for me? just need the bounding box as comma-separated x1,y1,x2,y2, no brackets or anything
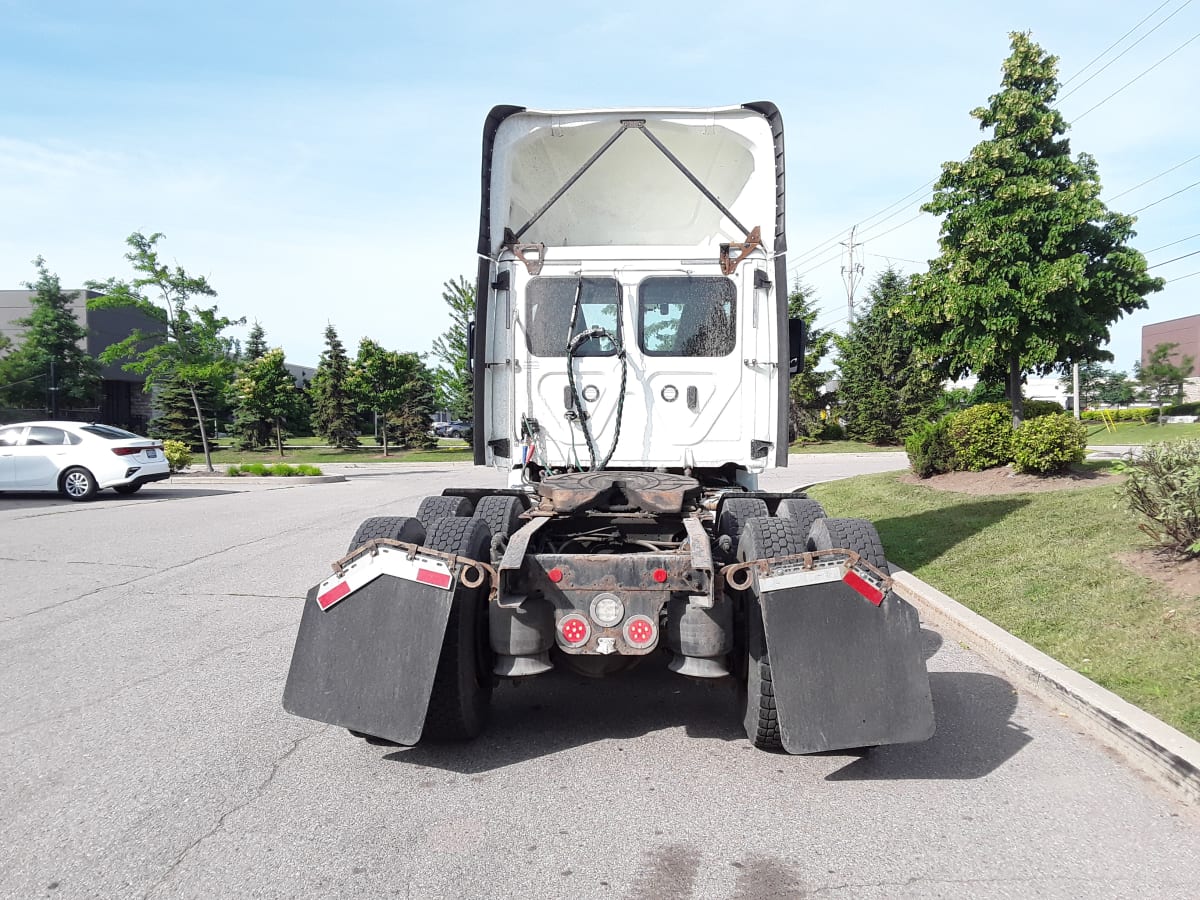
477,106,785,475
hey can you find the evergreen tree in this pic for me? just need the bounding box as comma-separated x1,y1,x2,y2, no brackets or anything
310,323,360,449
244,321,268,361
904,32,1163,426
836,269,943,444
787,279,833,439
430,276,475,420
3,257,99,412
148,377,207,448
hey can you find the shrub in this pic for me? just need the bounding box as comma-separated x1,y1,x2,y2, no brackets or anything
819,421,845,441
162,439,193,473
1011,413,1088,474
1081,407,1158,422
1115,440,1200,556
226,462,323,477
905,418,956,478
946,402,1013,470
1023,399,1064,419
1163,402,1200,417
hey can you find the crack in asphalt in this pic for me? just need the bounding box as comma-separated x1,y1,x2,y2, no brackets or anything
0,621,297,740
141,726,326,899
0,555,157,570
1,531,286,627
808,874,1154,895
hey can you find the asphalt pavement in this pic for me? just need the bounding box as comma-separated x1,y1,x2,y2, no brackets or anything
2,456,1198,899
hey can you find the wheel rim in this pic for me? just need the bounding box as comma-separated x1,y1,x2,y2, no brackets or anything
64,472,89,496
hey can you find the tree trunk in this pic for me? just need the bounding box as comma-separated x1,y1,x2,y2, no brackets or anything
382,413,389,457
1009,354,1024,428
275,418,284,456
189,385,214,472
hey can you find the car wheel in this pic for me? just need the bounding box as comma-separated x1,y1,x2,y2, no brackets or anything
113,484,142,495
61,467,98,501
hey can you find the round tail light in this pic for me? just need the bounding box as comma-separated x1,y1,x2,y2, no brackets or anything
557,613,590,648
623,615,657,649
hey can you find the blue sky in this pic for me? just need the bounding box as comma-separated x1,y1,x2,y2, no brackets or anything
1,1,1196,375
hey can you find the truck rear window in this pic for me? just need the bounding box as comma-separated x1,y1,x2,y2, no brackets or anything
638,277,736,357
525,277,621,357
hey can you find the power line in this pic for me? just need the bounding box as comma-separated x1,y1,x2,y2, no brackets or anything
1146,231,1200,253
1168,268,1200,282
1059,0,1194,101
1130,179,1200,213
1109,152,1200,201
1061,0,1175,86
1072,29,1200,122
1149,248,1200,269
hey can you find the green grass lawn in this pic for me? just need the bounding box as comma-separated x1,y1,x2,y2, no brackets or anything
1085,420,1200,445
788,439,904,454
807,469,1200,741
205,441,473,465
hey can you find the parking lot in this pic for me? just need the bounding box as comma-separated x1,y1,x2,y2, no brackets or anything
3,460,1200,899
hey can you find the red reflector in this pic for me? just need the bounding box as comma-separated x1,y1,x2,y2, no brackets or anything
415,567,452,589
112,447,139,456
558,614,589,647
624,615,656,647
652,568,668,584
317,580,351,611
548,567,564,583
843,570,885,606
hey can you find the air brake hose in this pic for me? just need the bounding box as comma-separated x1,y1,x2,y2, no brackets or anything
565,278,627,471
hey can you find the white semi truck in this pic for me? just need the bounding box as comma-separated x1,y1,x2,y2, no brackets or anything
283,104,935,754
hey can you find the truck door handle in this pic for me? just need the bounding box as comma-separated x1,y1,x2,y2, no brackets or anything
687,386,698,412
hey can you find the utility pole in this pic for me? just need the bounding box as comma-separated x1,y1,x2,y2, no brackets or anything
840,225,864,323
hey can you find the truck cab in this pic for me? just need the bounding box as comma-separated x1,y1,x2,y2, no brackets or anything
472,105,792,485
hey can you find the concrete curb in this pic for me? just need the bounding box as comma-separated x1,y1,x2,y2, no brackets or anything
167,474,347,486
891,568,1200,805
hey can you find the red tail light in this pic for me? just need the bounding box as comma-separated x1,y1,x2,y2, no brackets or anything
112,447,140,456
557,614,590,648
623,615,657,648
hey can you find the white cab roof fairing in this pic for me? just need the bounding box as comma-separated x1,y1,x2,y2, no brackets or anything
478,105,785,255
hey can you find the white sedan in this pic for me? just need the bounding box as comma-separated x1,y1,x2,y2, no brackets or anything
0,421,171,501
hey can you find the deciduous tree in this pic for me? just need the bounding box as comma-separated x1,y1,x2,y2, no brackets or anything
904,32,1162,427
88,232,243,471
348,339,435,456
1136,343,1196,425
232,347,304,454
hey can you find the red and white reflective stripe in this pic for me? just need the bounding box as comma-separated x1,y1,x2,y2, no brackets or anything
842,569,885,606
315,545,455,611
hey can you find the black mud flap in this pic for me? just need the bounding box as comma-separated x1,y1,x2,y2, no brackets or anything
758,568,935,754
282,572,454,745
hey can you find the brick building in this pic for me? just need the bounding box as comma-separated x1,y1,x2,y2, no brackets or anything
1141,313,1200,403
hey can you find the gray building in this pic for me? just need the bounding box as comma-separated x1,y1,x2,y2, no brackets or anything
0,288,160,428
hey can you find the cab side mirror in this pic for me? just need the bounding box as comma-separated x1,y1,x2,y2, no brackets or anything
788,318,806,375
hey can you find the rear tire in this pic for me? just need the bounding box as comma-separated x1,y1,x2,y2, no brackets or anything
422,516,493,741
776,498,825,537
472,495,526,539
737,516,807,751
346,516,426,554
717,497,769,544
61,467,97,501
415,494,474,530
807,518,888,571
